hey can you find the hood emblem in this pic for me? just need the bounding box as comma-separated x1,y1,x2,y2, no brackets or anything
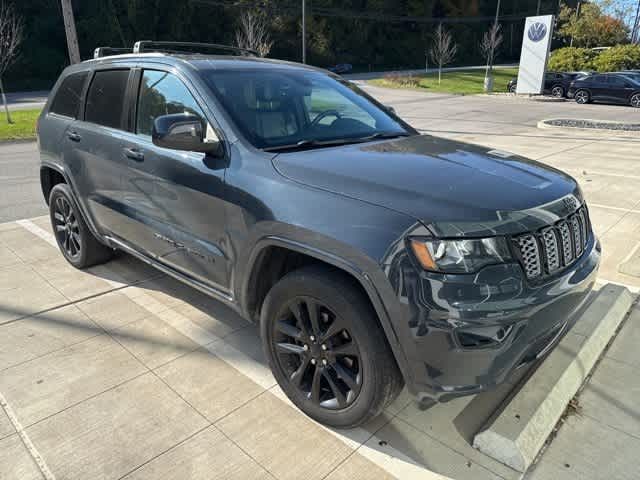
528,22,547,43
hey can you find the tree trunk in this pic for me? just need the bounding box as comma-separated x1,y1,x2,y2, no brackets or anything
438,63,442,84
0,77,12,124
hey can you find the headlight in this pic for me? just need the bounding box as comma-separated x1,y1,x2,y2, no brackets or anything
410,237,512,273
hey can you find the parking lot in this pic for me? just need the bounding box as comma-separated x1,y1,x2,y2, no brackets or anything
2,89,640,480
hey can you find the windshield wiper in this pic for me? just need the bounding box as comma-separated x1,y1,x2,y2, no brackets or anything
262,131,411,153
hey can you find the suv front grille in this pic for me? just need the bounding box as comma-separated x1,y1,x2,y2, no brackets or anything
514,205,591,281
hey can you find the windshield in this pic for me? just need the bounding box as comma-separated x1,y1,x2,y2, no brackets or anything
200,68,411,149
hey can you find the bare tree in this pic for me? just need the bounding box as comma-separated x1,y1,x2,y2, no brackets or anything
235,11,273,58
481,23,503,92
0,2,22,123
429,24,457,85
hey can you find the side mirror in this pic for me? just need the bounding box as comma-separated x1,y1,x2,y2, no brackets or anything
385,105,396,115
152,113,221,155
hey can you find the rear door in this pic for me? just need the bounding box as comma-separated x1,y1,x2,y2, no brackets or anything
118,67,230,292
589,75,608,101
63,68,133,236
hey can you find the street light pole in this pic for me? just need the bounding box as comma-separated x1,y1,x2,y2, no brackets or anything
60,0,81,64
302,0,306,64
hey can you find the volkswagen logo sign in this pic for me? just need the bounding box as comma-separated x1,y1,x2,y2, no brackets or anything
528,22,547,42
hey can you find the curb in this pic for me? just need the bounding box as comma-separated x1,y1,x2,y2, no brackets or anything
473,283,635,473
538,119,640,136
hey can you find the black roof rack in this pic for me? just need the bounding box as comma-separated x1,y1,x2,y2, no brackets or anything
132,41,258,57
93,47,133,59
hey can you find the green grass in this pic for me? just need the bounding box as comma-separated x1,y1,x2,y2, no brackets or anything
370,68,519,95
0,108,41,141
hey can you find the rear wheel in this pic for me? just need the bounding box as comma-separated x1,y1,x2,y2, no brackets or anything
49,183,113,269
631,93,640,108
551,85,565,98
575,89,590,104
509,84,517,93
260,266,403,428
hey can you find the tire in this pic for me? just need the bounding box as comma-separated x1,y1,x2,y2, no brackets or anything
551,85,565,98
631,93,640,108
509,84,517,93
49,183,113,269
575,89,590,104
260,266,403,428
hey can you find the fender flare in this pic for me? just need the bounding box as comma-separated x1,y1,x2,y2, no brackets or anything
240,235,412,384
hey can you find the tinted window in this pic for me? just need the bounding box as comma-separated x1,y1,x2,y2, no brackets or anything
202,69,408,149
85,69,130,129
608,76,626,86
593,75,607,83
50,72,88,118
136,70,205,137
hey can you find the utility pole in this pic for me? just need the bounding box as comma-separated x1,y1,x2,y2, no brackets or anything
302,0,306,64
570,1,581,47
632,0,640,44
60,0,81,64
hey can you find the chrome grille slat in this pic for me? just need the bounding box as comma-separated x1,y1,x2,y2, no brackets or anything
517,234,542,279
541,227,560,272
515,206,591,281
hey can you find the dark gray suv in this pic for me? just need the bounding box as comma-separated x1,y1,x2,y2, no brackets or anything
37,42,600,428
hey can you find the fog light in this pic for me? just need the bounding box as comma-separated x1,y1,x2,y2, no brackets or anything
456,325,514,349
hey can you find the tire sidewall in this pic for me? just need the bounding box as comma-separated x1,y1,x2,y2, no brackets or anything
260,270,387,427
49,184,91,268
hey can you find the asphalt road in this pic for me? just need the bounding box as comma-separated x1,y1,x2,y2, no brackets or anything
0,142,46,223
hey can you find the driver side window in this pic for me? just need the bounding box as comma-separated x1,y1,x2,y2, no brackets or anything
136,70,205,137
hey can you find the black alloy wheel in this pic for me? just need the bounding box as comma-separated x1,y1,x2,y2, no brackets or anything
48,183,113,268
272,296,362,409
631,93,640,108
53,195,82,259
551,85,565,98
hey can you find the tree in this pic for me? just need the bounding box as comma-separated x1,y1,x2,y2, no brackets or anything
556,2,629,47
429,24,457,85
0,1,22,124
481,23,503,92
234,11,274,58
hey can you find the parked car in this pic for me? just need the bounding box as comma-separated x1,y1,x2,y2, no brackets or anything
37,42,600,428
568,72,640,107
328,63,353,75
507,71,588,97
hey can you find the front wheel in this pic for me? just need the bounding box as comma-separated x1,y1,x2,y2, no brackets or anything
260,266,403,428
575,89,590,104
631,93,640,108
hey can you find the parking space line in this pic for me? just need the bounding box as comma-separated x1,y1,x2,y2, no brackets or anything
16,218,449,479
0,391,56,480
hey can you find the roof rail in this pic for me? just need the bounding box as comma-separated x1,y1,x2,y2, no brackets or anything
93,47,133,59
132,41,258,57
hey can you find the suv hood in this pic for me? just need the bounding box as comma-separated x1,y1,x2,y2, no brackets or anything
272,135,581,237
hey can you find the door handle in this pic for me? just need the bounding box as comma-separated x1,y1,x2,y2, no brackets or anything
67,131,82,142
124,147,144,162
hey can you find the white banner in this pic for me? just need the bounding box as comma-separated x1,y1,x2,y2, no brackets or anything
516,15,554,95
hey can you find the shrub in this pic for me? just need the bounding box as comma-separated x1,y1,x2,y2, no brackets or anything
383,72,420,88
592,45,640,72
548,47,598,72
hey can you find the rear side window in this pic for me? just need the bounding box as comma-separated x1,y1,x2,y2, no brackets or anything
50,72,88,118
85,69,130,129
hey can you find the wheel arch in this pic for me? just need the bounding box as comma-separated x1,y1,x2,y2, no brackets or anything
240,236,411,384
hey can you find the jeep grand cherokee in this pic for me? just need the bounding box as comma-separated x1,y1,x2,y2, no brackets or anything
37,42,600,428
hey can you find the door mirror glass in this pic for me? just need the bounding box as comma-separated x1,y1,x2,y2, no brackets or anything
152,113,221,155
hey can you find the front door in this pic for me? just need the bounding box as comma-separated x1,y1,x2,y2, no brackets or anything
119,68,231,293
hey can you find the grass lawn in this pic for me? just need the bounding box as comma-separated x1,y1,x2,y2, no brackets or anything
370,68,519,95
0,108,41,141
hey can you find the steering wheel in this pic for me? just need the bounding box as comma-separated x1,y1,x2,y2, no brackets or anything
310,110,342,128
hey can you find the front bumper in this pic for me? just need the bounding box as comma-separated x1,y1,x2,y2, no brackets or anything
387,234,600,402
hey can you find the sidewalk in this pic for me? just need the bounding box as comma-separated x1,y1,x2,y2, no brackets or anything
527,303,640,480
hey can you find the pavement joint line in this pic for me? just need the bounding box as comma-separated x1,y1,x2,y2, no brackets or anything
0,390,56,480
618,241,640,268
11,218,478,479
